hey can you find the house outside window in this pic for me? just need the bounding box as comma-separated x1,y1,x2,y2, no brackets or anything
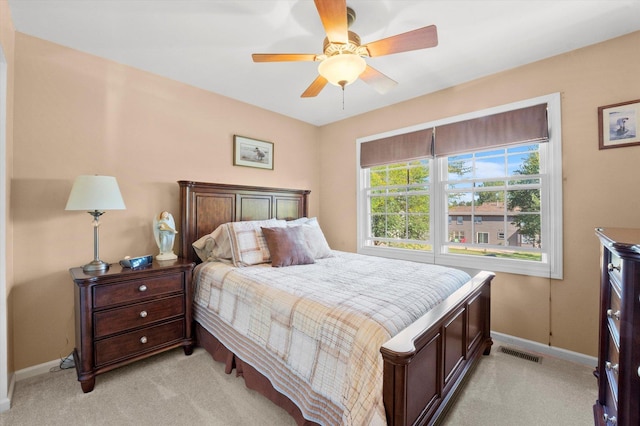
358,94,563,278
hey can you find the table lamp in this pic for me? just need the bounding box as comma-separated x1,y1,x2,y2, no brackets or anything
65,175,126,272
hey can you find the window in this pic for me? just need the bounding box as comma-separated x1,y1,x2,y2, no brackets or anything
358,94,563,278
476,232,489,244
444,144,542,259
449,230,465,243
364,160,431,251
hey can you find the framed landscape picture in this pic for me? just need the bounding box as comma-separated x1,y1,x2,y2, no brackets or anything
233,135,274,170
598,99,640,149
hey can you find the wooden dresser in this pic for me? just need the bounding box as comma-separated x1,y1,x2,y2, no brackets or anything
594,228,640,425
71,258,195,392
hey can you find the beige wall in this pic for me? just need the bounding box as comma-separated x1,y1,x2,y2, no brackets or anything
319,31,640,357
11,33,320,369
1,0,16,378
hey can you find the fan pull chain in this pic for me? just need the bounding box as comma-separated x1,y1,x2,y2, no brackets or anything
339,80,346,110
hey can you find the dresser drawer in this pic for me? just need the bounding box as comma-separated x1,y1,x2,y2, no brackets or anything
605,332,620,402
607,284,622,344
94,295,184,338
601,381,618,426
94,319,185,367
607,252,622,289
93,273,184,308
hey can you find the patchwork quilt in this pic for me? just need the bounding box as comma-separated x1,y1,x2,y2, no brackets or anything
193,251,471,425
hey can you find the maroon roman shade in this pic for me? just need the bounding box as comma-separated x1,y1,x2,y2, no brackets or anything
434,104,549,157
360,128,433,168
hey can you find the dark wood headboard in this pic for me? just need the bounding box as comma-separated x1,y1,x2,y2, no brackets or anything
178,181,310,263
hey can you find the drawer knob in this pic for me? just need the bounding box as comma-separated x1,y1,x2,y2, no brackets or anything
138,284,148,292
139,310,148,318
140,336,148,344
605,361,619,373
603,413,617,425
607,263,620,272
606,309,621,321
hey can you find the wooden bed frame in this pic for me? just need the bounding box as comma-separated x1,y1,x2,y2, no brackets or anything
178,180,494,426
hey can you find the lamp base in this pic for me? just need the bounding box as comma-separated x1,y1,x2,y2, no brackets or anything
82,260,109,273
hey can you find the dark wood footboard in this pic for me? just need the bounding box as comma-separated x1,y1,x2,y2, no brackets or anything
381,271,494,426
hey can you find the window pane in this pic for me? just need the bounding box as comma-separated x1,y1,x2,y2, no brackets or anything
387,195,406,214
370,169,388,186
408,214,430,241
507,189,540,213
508,148,539,175
448,155,472,180
476,155,505,178
385,214,405,238
370,195,386,211
408,194,429,212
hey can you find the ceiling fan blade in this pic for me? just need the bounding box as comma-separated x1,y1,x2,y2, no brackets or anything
360,65,398,94
252,53,317,62
314,0,348,44
365,25,438,57
301,75,328,98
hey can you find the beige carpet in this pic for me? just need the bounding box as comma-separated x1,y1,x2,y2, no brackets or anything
0,341,596,425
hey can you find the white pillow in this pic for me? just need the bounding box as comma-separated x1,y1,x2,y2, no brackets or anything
227,218,287,266
287,217,332,259
192,224,233,262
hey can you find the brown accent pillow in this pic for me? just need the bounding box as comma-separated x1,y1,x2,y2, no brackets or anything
261,226,315,267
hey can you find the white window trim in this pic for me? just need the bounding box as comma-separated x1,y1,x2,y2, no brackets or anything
356,93,563,279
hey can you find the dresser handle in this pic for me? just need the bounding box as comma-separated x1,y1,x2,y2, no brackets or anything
605,361,619,374
139,310,148,318
603,413,617,425
607,263,620,272
140,336,148,344
606,309,621,321
138,284,147,292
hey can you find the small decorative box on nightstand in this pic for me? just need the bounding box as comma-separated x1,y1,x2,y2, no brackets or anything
70,258,195,393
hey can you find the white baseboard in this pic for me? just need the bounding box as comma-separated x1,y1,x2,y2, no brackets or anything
0,359,60,413
491,331,597,367
0,372,14,413
14,359,60,382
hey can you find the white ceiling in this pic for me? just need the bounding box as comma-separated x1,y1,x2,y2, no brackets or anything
8,0,640,126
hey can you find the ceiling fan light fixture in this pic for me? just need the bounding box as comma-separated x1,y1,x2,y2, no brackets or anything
318,54,366,88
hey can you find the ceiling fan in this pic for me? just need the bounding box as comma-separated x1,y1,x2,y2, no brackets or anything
252,0,438,98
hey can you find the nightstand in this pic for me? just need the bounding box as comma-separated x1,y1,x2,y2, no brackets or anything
70,258,195,393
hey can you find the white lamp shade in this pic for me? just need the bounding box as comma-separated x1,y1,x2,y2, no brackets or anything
318,54,366,87
65,175,126,211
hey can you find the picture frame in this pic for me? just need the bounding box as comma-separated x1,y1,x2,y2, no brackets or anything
233,135,274,170
598,99,640,150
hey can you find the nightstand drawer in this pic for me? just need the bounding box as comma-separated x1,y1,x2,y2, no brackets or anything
94,295,184,338
94,273,184,308
94,319,185,367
